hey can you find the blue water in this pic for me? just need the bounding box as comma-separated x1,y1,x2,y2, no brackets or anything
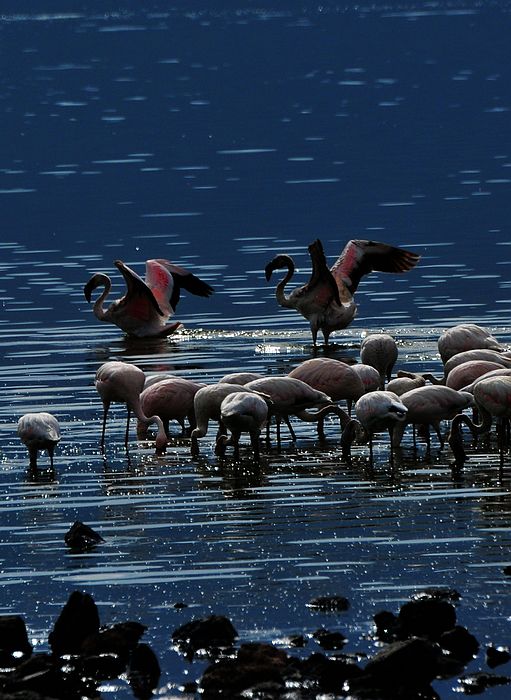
1,3,511,698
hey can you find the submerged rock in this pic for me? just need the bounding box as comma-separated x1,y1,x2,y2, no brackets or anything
128,643,162,700
64,521,104,551
486,645,511,668
0,615,33,667
48,591,101,657
439,625,479,664
172,614,238,658
458,671,511,694
312,628,346,650
307,595,350,612
396,597,457,641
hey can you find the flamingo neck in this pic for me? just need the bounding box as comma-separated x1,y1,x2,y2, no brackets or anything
92,277,112,322
130,398,168,453
274,260,296,309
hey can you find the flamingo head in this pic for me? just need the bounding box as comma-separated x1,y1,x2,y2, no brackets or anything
84,273,110,302
264,254,294,281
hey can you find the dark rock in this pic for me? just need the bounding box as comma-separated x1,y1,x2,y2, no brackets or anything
128,643,161,700
2,652,91,699
64,521,104,551
373,610,399,642
294,652,363,694
0,615,33,666
312,628,346,650
200,643,288,698
308,595,350,612
503,565,511,576
172,602,188,609
439,625,479,663
412,588,461,603
81,621,147,665
79,651,127,681
172,615,237,658
397,597,457,640
361,638,443,688
486,645,511,668
287,634,306,647
458,671,511,694
48,591,100,657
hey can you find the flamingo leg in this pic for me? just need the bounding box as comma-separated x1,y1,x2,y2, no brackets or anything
100,401,110,447
250,431,261,461
124,406,131,446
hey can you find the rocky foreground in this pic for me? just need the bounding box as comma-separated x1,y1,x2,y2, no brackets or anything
0,582,510,699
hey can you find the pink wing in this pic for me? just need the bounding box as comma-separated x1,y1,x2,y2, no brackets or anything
330,239,420,294
144,259,175,317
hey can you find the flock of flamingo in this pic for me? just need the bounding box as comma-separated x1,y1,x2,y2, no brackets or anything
16,238,511,474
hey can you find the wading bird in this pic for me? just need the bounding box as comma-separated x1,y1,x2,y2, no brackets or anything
265,238,419,346
245,375,346,443
84,258,213,337
94,361,168,452
449,375,511,470
391,385,474,450
191,383,267,456
137,376,206,438
360,333,398,389
340,391,407,464
288,357,365,415
438,323,505,363
216,393,269,461
17,412,61,470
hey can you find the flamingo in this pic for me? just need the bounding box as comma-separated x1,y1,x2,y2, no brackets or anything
391,385,474,450
386,373,426,395
17,412,61,470
245,375,347,443
265,238,419,346
215,393,269,460
84,258,213,338
443,349,511,379
359,333,398,389
288,357,365,415
137,376,206,438
445,360,505,391
438,323,505,363
94,361,168,452
340,391,407,464
218,372,264,385
350,364,382,394
191,383,268,456
449,375,511,469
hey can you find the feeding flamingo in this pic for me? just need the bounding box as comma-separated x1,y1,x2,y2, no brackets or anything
449,375,511,470
391,385,474,450
94,361,168,452
216,393,269,461
137,376,206,438
340,391,407,464
84,258,213,337
288,357,365,415
191,383,269,456
360,333,398,389
438,323,505,363
265,238,419,346
17,412,61,470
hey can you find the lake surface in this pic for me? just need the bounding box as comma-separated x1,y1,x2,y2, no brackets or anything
1,2,511,697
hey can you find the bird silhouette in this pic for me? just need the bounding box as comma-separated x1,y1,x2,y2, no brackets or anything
438,323,505,363
17,412,61,470
84,258,213,337
360,333,398,389
449,375,511,470
265,238,419,345
288,357,365,415
94,361,168,452
216,392,269,461
341,390,407,464
137,376,206,438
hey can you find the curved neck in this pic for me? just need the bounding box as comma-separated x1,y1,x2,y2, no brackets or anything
130,397,168,453
274,259,296,308
91,275,112,322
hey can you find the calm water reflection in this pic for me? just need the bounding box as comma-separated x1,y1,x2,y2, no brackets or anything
2,2,511,698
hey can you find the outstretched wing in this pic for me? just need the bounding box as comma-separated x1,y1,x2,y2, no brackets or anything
151,258,214,312
330,239,420,295
307,239,343,307
115,260,164,319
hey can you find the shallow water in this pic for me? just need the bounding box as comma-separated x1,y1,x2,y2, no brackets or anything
2,2,511,698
